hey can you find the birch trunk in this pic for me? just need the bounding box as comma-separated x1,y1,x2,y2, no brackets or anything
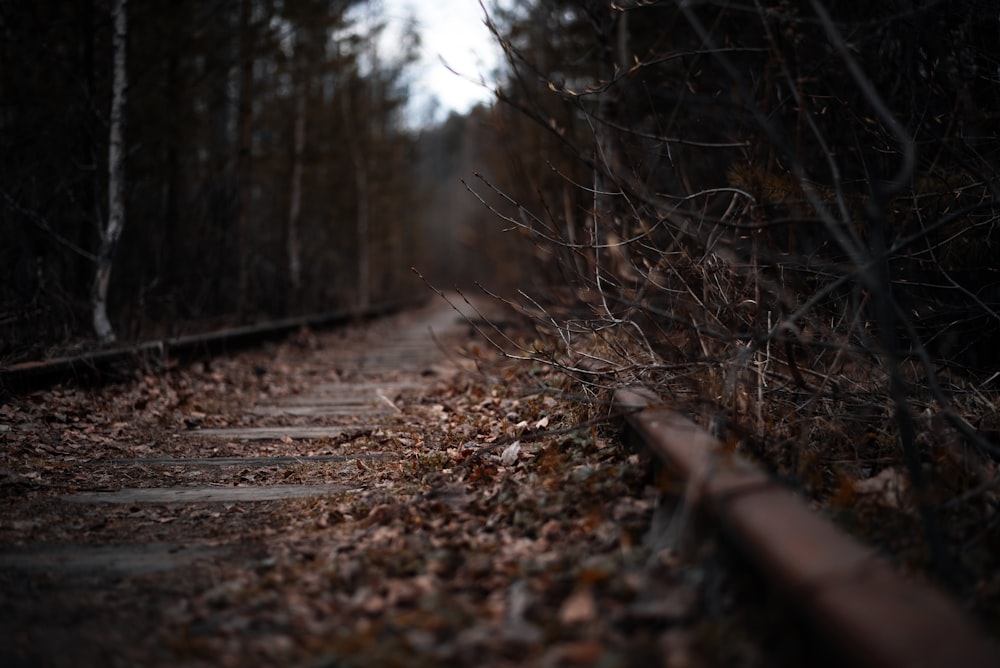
92,0,127,344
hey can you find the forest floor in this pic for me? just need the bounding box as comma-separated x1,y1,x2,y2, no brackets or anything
0,295,819,667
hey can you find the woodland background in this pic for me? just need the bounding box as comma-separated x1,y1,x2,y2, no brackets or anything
3,1,997,366
1,0,513,356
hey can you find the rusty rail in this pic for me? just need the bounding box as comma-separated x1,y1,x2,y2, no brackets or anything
0,296,426,395
614,386,999,668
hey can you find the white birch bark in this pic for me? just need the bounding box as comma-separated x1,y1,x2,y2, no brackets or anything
92,0,127,344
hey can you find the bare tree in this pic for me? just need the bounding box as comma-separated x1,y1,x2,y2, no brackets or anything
340,66,370,311
236,0,254,314
479,0,1000,598
2,0,426,353
287,51,307,294
92,0,127,344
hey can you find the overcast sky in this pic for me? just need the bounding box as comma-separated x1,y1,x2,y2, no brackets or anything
379,0,504,125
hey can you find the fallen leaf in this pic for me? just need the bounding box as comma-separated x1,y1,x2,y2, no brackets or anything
505,579,533,625
559,585,597,625
854,468,910,510
500,440,521,466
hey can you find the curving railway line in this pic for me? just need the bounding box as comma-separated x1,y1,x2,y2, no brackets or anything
1,295,997,666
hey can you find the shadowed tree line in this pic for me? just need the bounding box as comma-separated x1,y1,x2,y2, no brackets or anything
487,0,999,370
475,0,1000,609
1,0,426,358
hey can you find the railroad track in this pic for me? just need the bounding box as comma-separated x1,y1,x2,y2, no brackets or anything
0,296,424,396
614,388,999,668
0,295,996,666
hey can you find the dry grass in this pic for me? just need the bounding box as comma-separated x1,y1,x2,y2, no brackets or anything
467,177,1000,636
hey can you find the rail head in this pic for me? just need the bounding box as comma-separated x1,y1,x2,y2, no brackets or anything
0,296,429,396
613,386,1000,668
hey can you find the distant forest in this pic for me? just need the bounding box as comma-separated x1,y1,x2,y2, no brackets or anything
1,0,498,357
3,0,998,375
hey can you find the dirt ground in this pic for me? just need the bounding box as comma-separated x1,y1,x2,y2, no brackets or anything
0,298,816,667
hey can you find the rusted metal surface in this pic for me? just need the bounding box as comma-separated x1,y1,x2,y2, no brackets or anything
0,296,426,395
614,386,1000,668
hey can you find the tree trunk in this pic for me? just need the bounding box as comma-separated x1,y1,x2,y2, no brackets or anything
287,61,307,296
341,79,369,310
355,163,370,310
92,0,127,344
236,0,253,313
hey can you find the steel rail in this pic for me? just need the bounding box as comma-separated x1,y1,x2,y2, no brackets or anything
614,386,1000,668
0,296,427,395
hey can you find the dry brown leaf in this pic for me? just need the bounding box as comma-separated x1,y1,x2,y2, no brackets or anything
854,468,911,510
558,585,597,625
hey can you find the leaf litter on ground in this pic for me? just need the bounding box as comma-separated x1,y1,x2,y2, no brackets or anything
1,306,816,667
